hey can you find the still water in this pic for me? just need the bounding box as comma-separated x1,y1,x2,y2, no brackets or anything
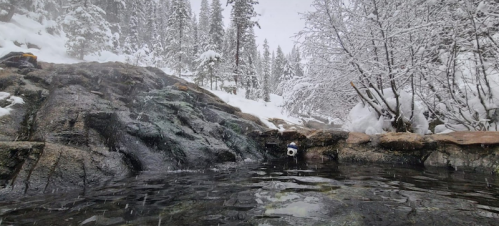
0,159,498,226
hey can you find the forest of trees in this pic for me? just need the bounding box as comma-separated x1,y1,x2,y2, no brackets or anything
3,0,498,133
285,0,499,133
0,0,304,103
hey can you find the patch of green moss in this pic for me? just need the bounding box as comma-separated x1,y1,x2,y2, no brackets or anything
225,121,242,134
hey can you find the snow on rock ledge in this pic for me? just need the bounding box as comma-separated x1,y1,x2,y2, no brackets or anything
0,91,25,117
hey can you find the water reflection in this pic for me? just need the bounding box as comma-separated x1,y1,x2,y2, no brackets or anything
0,159,497,225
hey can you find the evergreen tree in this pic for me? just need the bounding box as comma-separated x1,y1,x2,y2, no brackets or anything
148,2,164,66
197,50,221,89
158,0,171,48
198,0,210,52
290,45,304,77
227,0,259,87
26,0,61,22
95,0,124,53
220,23,237,86
262,39,271,102
165,0,191,76
61,0,111,60
190,13,199,70
123,0,141,55
255,50,263,83
209,0,224,52
271,46,285,92
144,1,157,47
243,26,259,99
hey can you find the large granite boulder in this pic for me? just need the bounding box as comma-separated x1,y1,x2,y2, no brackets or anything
0,62,268,196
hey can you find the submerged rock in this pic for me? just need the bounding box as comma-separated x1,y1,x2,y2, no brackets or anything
0,62,269,196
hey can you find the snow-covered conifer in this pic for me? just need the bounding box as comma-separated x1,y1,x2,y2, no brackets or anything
226,0,259,87
209,0,224,52
165,0,192,76
271,46,285,92
61,0,111,60
198,0,210,52
262,39,271,102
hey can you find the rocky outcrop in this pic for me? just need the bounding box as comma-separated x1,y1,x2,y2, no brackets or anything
0,62,268,196
425,132,499,173
253,130,499,174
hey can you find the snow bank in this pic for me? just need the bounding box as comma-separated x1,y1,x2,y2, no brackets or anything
0,92,25,117
344,89,429,135
0,15,137,65
180,75,303,129
0,15,79,64
344,103,385,135
208,89,303,129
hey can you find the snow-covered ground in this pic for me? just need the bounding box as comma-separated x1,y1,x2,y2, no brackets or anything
0,15,302,128
182,78,303,130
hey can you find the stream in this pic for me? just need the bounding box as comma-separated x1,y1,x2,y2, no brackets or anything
0,159,498,226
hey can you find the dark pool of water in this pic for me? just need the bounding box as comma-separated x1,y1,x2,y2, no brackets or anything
0,159,498,226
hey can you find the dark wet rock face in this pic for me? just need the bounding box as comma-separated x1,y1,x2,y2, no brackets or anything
253,130,499,174
0,62,268,196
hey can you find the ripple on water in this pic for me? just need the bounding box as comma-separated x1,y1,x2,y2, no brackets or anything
0,160,498,226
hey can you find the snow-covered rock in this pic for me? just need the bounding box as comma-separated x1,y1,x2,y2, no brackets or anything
0,92,25,118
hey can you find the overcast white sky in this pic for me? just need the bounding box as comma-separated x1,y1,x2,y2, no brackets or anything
190,0,314,54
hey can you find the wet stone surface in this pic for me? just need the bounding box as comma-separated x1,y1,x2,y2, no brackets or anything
0,160,498,226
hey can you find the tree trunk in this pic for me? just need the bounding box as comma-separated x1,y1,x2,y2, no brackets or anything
234,25,241,87
0,4,16,22
178,20,183,77
210,67,213,90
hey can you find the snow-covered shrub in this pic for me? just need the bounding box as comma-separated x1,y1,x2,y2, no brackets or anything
344,89,429,135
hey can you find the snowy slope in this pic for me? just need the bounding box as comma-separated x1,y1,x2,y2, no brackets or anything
0,15,301,129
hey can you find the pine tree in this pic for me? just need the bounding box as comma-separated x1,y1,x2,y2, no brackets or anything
255,50,263,83
262,39,271,102
94,0,124,53
271,46,285,92
243,26,259,99
165,0,191,76
144,1,157,47
209,0,224,52
275,58,294,95
190,13,199,70
148,2,164,67
220,23,237,86
197,50,221,89
227,0,259,87
290,45,304,77
123,0,141,55
198,0,210,52
158,0,171,48
61,0,111,60
26,0,61,22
